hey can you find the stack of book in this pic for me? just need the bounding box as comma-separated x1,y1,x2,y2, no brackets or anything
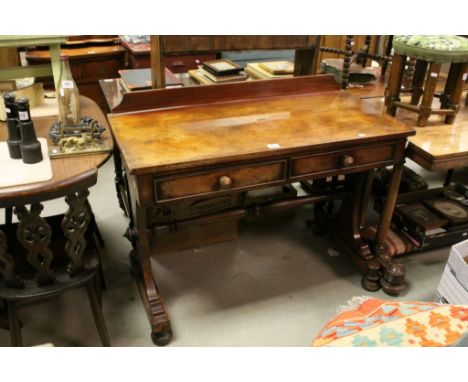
373,184,468,253
189,59,248,85
245,61,294,80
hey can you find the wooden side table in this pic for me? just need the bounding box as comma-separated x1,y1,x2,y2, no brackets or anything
0,96,113,344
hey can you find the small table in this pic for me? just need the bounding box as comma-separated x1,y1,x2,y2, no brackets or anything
107,75,415,345
0,97,112,331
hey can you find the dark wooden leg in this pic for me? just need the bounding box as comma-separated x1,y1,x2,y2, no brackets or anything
374,160,406,295
86,276,111,346
358,35,372,67
6,300,22,347
444,169,454,187
342,36,353,90
403,57,416,90
381,35,393,77
113,147,127,216
417,62,441,126
445,63,468,124
5,207,13,225
411,60,428,105
132,204,172,346
385,54,406,115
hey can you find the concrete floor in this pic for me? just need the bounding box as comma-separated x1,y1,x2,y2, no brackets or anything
0,158,465,347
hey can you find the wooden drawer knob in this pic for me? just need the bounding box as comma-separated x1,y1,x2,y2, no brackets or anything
341,154,355,167
218,175,233,189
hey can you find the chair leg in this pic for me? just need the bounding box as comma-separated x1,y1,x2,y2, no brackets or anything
6,300,22,347
385,53,405,115
342,35,353,90
403,57,416,90
418,62,441,126
411,59,428,105
381,35,393,77
445,63,468,124
86,276,111,346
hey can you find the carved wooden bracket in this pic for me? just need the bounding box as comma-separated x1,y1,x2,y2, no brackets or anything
61,189,91,276
15,203,55,286
0,229,24,288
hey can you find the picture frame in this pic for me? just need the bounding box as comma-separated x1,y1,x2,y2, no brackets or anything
202,59,243,76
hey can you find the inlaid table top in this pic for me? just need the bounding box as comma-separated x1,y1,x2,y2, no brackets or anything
109,89,415,176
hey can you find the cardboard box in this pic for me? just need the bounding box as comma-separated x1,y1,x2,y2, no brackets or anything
436,239,468,304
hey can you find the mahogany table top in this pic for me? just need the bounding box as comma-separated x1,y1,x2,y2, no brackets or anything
108,83,415,176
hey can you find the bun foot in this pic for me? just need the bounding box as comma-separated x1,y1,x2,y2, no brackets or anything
361,276,381,291
151,329,173,346
380,278,406,296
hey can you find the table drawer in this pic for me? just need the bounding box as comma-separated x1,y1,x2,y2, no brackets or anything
155,161,286,202
291,144,395,178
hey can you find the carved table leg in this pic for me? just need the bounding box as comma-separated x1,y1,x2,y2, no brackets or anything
113,147,127,216
315,172,373,263
373,161,406,295
129,203,172,346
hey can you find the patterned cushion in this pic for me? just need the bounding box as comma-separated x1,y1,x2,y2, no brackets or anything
393,35,468,63
312,297,468,346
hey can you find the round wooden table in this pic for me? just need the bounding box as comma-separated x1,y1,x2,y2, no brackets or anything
0,96,112,345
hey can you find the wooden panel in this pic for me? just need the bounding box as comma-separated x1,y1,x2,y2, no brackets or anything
291,144,395,177
273,36,308,49
0,47,19,68
155,161,286,202
110,74,340,114
213,36,274,51
161,36,214,53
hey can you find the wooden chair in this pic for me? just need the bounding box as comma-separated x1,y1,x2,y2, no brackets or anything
385,35,468,127
0,187,110,347
319,35,393,89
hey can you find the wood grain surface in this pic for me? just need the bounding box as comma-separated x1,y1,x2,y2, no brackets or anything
362,94,468,171
0,96,112,206
109,80,415,176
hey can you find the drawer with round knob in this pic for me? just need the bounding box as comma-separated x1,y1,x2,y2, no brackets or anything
290,143,396,179
154,161,286,202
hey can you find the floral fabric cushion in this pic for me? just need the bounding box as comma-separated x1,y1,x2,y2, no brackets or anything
393,35,468,63
312,297,468,347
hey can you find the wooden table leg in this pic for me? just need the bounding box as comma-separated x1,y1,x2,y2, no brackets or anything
113,147,127,215
374,161,406,295
131,204,172,346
